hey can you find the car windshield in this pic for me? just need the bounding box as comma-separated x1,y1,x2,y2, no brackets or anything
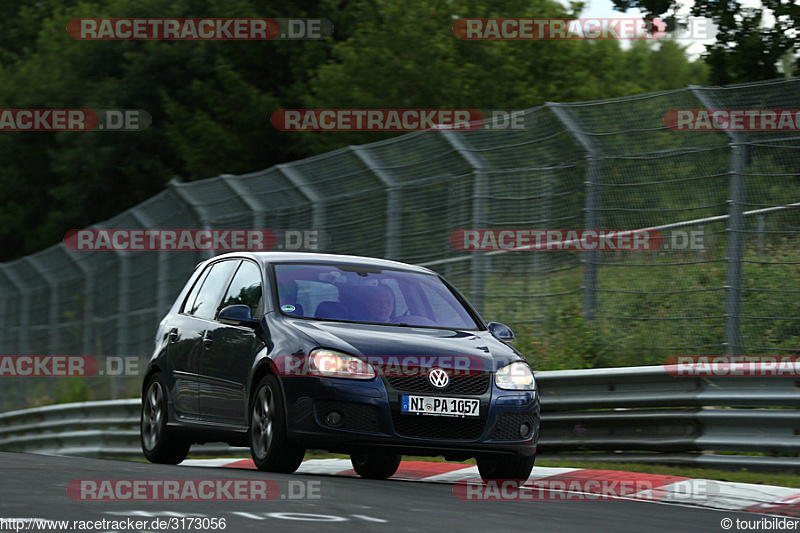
273,263,478,330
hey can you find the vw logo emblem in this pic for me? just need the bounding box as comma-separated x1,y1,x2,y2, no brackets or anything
428,368,449,389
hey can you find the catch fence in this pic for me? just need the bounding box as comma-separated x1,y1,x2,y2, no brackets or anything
0,77,798,411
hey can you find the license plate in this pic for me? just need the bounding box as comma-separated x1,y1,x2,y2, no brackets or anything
401,395,480,417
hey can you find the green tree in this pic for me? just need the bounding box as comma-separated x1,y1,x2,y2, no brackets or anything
299,0,707,154
0,0,707,261
611,0,799,84
0,0,348,259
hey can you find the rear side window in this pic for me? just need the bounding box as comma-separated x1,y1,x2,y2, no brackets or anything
182,267,211,316
183,260,238,320
218,261,263,318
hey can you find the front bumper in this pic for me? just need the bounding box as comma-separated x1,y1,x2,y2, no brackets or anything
281,375,539,457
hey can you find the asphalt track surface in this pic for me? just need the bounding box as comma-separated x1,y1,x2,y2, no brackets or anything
0,452,772,532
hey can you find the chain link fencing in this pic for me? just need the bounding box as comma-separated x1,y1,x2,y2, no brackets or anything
0,77,798,412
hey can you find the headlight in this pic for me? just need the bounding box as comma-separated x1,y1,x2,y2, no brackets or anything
308,349,376,380
495,361,536,391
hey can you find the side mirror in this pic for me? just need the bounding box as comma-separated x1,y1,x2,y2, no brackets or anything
218,305,260,328
488,322,515,341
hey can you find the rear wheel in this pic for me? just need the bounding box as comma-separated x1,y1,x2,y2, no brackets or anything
140,374,191,464
350,452,402,480
250,374,305,473
477,454,535,483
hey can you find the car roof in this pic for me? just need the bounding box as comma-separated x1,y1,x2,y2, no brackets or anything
200,252,436,274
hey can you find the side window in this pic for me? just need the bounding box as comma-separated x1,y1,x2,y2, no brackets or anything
219,261,263,318
182,266,211,315
185,260,238,320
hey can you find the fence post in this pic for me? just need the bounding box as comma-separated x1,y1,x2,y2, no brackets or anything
277,164,326,252
350,146,401,260
220,175,267,230
62,250,95,359
0,268,22,411
1,265,29,409
696,224,704,260
0,294,4,410
128,206,174,338
690,86,746,356
0,291,5,356
168,178,216,260
26,257,58,398
113,250,132,400
440,130,488,315
549,104,602,321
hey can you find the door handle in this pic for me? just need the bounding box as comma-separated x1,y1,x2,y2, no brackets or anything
168,328,178,343
202,330,213,348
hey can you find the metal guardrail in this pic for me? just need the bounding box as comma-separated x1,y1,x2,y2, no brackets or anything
0,366,798,470
0,399,242,458
535,366,800,471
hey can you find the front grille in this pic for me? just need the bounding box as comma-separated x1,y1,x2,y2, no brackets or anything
492,413,537,441
391,412,486,440
314,400,380,433
384,373,490,395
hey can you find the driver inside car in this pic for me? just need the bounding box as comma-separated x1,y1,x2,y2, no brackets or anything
364,284,394,323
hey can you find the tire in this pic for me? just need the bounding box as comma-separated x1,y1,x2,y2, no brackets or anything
477,454,535,483
140,373,191,464
249,374,305,473
350,452,402,480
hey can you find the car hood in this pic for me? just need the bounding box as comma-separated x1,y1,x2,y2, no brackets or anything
285,319,523,372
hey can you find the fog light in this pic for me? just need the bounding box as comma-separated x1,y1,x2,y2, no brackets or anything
326,411,343,427
520,422,532,438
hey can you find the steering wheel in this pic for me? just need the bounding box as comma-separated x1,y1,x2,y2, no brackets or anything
390,315,438,326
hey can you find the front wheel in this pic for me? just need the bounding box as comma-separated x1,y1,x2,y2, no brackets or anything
140,374,191,464
350,452,402,480
250,374,305,473
477,454,535,483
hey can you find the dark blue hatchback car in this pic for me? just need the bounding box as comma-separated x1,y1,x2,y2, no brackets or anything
140,252,539,480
